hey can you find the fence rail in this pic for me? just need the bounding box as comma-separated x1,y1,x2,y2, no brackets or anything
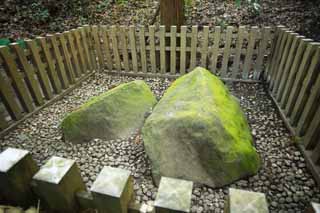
266,27,320,185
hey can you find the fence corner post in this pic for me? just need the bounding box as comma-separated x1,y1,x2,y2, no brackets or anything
91,166,134,213
31,156,86,212
0,148,39,206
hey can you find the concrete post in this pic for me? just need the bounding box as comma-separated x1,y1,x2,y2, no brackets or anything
32,156,86,212
0,148,38,206
154,177,193,213
91,166,134,213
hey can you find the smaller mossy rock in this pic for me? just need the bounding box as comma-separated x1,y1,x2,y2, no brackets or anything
142,67,260,188
61,80,157,144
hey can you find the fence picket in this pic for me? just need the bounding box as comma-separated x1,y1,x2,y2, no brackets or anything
120,26,130,72
110,26,121,71
139,26,147,73
180,26,187,74
304,105,320,150
242,26,258,79
0,113,8,129
149,26,156,73
26,39,54,99
311,142,320,164
170,26,177,74
276,35,303,102
272,32,295,95
190,26,198,70
84,25,97,70
200,26,209,68
36,37,62,94
0,73,23,119
66,31,81,78
160,26,166,73
10,43,44,106
79,27,93,71
0,46,35,113
221,26,233,77
129,26,138,73
92,26,104,69
72,29,87,74
290,45,320,126
254,27,271,80
47,35,69,89
284,41,315,117
210,26,221,73
280,39,311,108
100,26,113,71
232,26,245,79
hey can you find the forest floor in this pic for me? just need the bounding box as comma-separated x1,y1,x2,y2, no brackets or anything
0,0,319,41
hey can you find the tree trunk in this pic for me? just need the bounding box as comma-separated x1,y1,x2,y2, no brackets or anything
160,0,185,29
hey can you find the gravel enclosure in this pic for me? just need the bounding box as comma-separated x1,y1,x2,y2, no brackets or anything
0,72,320,213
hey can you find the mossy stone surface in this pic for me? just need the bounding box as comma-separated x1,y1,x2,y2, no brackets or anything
61,80,157,144
142,67,260,188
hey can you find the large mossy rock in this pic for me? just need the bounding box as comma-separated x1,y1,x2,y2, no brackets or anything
142,67,260,188
61,80,157,144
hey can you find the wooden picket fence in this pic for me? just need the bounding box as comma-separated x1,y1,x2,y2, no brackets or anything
1,24,320,186
265,26,320,185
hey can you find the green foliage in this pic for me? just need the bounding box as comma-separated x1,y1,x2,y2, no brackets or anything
30,2,50,23
236,0,261,15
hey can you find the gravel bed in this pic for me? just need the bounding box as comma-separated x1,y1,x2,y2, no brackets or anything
0,72,320,212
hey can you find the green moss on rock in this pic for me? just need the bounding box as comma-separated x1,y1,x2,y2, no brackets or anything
61,80,157,144
142,67,260,188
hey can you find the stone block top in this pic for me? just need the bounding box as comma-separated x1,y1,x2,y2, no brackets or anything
33,156,75,184
154,177,193,212
90,166,131,197
229,188,269,213
0,148,29,172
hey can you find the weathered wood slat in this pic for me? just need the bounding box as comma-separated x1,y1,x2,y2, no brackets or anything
0,112,8,130
79,27,93,71
92,26,104,69
297,59,320,136
180,26,187,74
0,73,23,120
232,26,245,79
271,32,295,95
57,33,76,84
36,37,62,94
0,46,35,113
210,26,221,73
110,26,121,71
84,25,97,70
120,26,130,72
221,26,233,77
10,43,44,106
100,26,113,71
311,141,320,164
65,31,82,77
139,26,147,73
266,26,285,82
254,27,271,80
280,39,311,108
290,46,320,126
304,104,320,150
170,26,177,74
242,26,258,79
72,29,87,74
284,41,315,117
200,26,209,68
149,26,156,73
159,26,166,73
276,35,303,102
47,34,70,89
190,26,198,70
129,26,138,73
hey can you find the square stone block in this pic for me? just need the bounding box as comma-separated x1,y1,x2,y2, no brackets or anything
0,148,38,206
91,166,134,213
225,188,269,213
32,156,86,212
154,177,193,213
